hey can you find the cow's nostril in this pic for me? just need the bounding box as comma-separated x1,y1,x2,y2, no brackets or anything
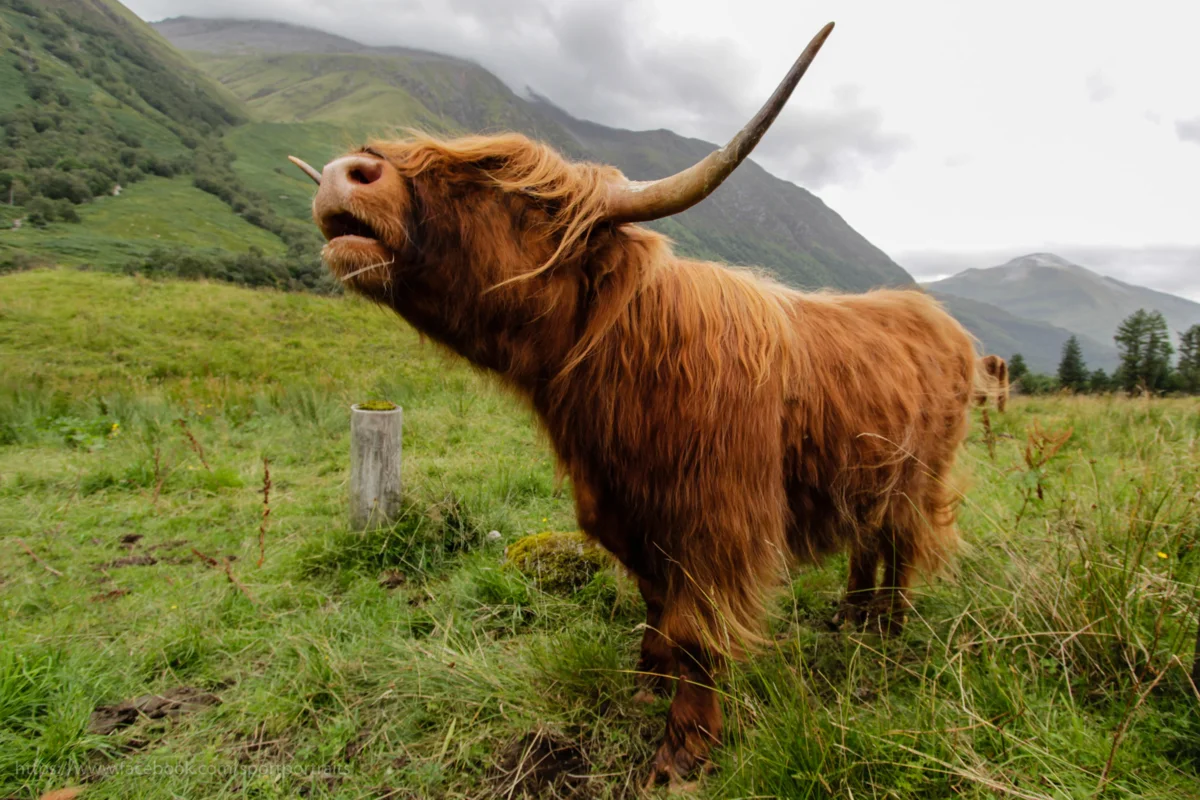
349,160,384,185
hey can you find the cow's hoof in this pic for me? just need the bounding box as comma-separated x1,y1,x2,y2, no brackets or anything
644,739,710,791
831,602,867,631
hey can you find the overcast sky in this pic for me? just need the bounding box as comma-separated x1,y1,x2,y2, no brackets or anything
125,0,1200,299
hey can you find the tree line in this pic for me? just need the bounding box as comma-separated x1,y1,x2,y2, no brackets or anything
1010,309,1200,396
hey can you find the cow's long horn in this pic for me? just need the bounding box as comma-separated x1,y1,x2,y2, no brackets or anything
288,155,323,185
602,22,834,224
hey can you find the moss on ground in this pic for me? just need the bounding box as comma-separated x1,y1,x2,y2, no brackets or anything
504,531,614,594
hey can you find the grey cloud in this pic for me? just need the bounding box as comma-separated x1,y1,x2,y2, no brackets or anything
1085,71,1114,102
1177,117,1200,145
129,0,904,189
753,100,910,188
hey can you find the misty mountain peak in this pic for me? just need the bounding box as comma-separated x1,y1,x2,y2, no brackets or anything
1001,253,1078,271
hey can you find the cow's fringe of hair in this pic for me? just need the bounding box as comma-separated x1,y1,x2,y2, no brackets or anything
377,130,621,285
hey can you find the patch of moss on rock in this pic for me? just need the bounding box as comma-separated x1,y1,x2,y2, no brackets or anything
504,531,613,595
355,400,398,411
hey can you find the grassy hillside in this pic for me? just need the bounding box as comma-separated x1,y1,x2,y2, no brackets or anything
220,122,371,223
155,17,915,295
1,176,284,269
0,1,342,285
0,0,243,210
3,268,1200,798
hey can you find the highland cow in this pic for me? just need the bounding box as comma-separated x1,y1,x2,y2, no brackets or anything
974,354,1010,411
290,22,976,786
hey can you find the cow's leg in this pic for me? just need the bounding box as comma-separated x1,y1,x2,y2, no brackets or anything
646,641,722,788
634,576,676,702
567,469,674,701
833,540,879,628
867,529,913,635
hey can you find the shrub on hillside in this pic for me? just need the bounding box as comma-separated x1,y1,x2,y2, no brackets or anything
0,250,51,275
123,246,339,294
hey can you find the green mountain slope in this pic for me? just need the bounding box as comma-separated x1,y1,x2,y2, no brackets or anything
0,0,289,267
927,253,1200,349
154,16,913,294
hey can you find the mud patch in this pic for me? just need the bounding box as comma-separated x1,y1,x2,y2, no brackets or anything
491,727,591,798
342,726,372,761
147,539,190,553
378,570,406,589
89,588,130,603
88,686,221,735
97,555,157,569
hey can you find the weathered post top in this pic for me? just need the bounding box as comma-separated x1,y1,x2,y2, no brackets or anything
349,401,403,530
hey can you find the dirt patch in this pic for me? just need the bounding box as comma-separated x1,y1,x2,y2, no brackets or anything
89,588,130,603
97,555,157,569
342,726,373,761
88,686,221,735
147,539,190,552
378,570,406,589
491,727,591,798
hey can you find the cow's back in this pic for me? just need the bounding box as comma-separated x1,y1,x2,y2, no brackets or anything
781,289,975,552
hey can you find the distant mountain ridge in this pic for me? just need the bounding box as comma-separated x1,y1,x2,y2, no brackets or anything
152,16,913,294
927,254,1200,354
929,292,1117,373
150,16,460,62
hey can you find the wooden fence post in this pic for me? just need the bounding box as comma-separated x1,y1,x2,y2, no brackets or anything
350,402,403,530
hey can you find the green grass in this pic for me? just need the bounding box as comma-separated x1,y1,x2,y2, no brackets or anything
2,268,1200,799
0,178,285,269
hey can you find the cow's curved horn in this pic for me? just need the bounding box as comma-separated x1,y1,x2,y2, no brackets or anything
603,22,834,224
288,155,323,185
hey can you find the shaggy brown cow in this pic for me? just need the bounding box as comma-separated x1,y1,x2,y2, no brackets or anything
290,22,976,786
974,354,1010,411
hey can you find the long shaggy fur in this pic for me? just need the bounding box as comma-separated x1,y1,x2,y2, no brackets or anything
318,130,978,777
342,132,978,653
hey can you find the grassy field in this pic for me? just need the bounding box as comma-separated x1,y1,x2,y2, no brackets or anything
2,268,1200,799
0,178,286,271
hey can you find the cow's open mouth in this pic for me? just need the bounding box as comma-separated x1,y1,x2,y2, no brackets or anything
318,212,394,285
320,211,381,244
